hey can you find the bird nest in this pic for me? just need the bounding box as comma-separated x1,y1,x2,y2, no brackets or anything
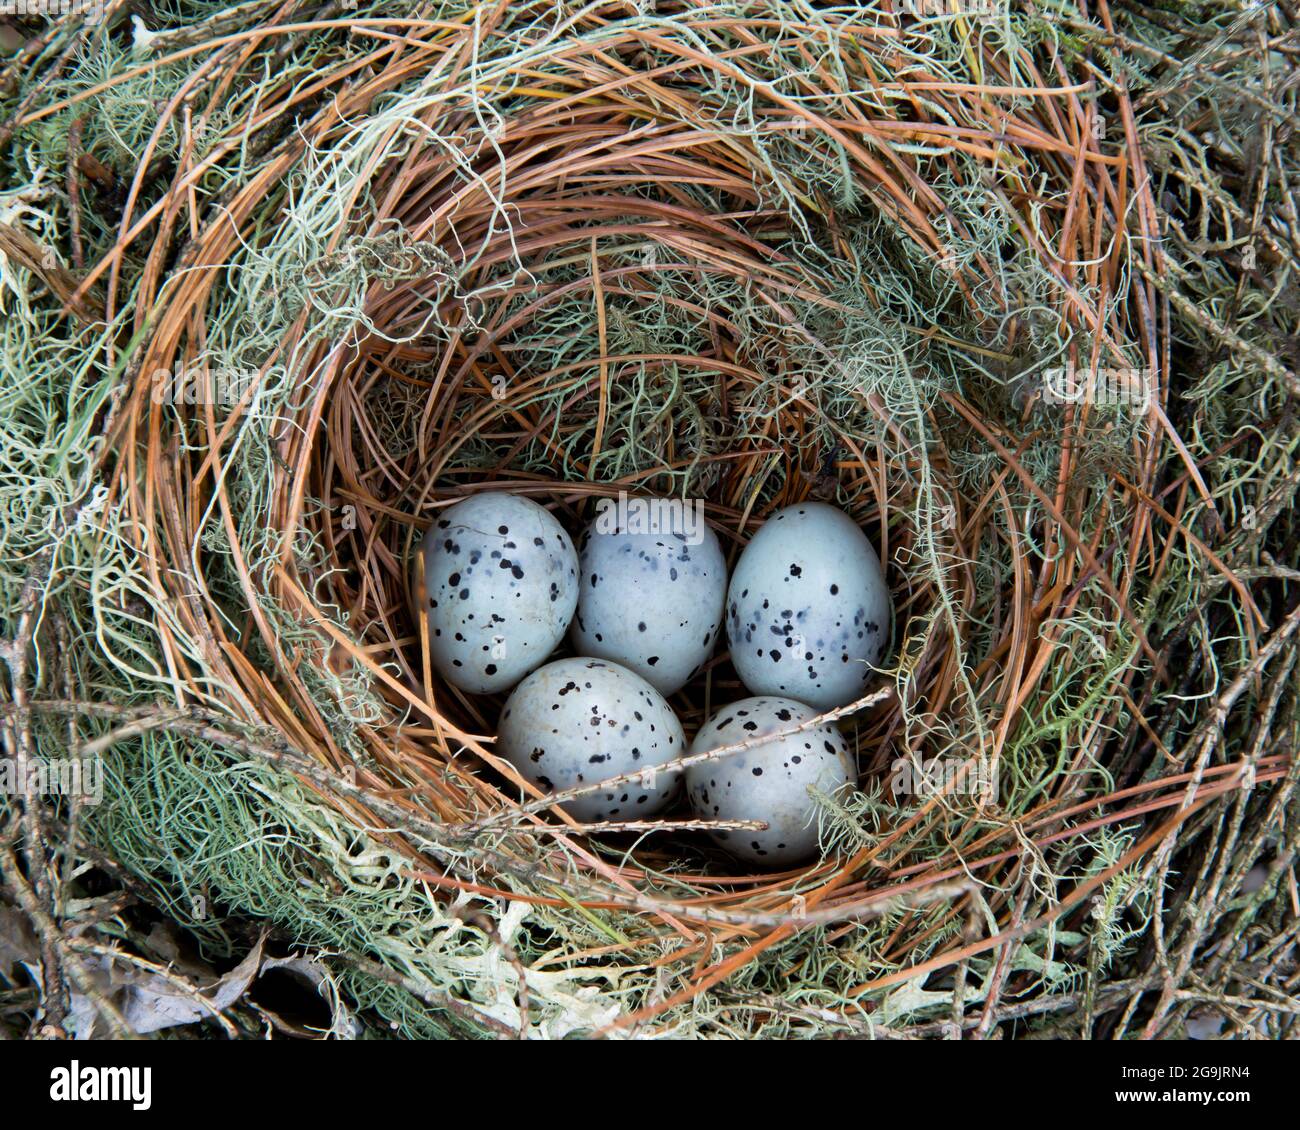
4,1,1297,1039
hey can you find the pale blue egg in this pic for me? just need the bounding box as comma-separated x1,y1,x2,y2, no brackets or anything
498,658,685,822
686,696,855,865
419,493,577,693
571,504,726,695
725,502,890,710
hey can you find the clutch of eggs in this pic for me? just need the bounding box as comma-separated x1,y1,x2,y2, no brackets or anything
414,489,891,868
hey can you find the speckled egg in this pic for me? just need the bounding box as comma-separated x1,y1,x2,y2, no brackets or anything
570,506,727,695
725,501,891,710
686,696,856,865
497,658,686,822
418,493,578,694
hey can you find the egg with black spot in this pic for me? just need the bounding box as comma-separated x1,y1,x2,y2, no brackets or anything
725,501,890,710
417,493,578,694
686,696,855,865
498,658,685,822
570,506,727,695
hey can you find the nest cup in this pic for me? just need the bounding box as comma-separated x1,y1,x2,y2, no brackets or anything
300,87,947,863
117,7,1171,1032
